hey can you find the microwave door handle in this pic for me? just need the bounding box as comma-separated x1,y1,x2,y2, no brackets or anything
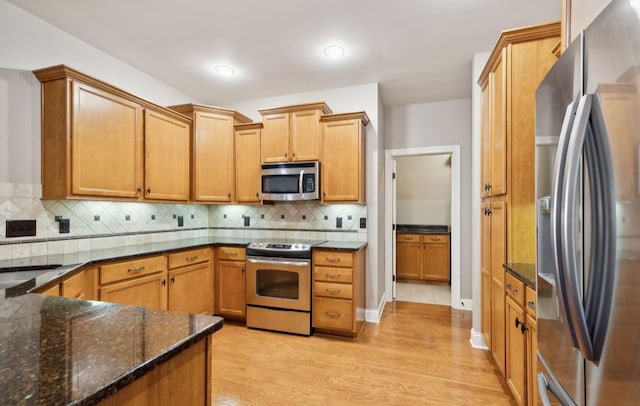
299,170,304,196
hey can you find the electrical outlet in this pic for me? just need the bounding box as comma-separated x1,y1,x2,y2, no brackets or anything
6,220,36,238
244,216,250,227
177,216,184,227
336,217,342,228
59,219,70,234
360,218,367,229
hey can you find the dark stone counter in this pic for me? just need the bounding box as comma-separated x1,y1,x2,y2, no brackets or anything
504,263,536,287
0,293,223,405
396,224,450,234
317,241,367,250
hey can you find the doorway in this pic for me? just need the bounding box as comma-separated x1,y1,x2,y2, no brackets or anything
384,145,461,309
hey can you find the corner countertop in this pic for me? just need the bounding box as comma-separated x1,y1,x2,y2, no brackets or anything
0,293,223,406
503,263,536,287
395,224,450,234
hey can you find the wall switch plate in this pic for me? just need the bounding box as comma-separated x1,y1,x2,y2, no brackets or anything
177,216,184,227
6,220,36,237
336,217,342,228
59,219,70,233
360,218,367,229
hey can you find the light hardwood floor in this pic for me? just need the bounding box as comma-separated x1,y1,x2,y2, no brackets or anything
211,301,514,405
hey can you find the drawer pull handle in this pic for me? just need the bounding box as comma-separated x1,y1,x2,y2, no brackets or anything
326,273,340,279
326,288,341,294
506,283,518,293
128,266,145,273
226,252,238,257
430,237,440,241
527,301,536,310
325,257,340,263
326,311,341,318
186,255,198,261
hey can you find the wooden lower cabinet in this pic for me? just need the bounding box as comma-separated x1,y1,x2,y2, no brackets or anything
39,283,61,297
525,285,538,406
215,246,246,320
99,272,168,310
312,248,365,337
506,295,527,405
61,267,98,300
396,234,450,282
98,336,212,406
168,248,213,314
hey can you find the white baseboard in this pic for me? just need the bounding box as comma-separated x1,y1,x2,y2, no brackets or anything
469,327,488,350
459,298,472,311
365,296,386,323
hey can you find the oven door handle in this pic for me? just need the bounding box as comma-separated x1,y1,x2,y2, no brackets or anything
247,257,310,267
299,169,304,196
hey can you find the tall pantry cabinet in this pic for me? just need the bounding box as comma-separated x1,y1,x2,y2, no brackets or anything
478,21,559,392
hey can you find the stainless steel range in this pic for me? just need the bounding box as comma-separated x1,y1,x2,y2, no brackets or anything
245,240,324,335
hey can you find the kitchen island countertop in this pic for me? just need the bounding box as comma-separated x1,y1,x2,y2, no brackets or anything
0,293,223,405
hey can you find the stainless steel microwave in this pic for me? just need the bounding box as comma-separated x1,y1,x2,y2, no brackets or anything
260,161,320,201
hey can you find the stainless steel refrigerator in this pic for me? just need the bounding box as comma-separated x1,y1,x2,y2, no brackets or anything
535,0,640,404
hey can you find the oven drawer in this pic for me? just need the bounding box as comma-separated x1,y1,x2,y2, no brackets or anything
314,265,353,283
314,281,353,299
313,297,353,331
313,250,353,267
168,247,211,269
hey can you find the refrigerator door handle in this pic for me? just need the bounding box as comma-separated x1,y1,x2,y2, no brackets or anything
561,94,595,360
550,101,579,347
582,94,616,363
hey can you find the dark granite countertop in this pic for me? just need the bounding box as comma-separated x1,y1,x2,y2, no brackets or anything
504,263,536,287
0,293,223,405
316,241,368,250
396,224,450,234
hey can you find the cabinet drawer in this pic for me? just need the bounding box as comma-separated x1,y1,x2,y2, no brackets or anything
216,246,246,261
396,234,421,243
100,255,167,285
505,272,525,306
313,250,353,267
314,281,353,300
169,247,211,269
314,265,353,283
313,297,353,331
525,285,536,317
423,234,449,244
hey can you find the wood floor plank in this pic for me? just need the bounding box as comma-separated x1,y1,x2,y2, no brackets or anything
211,301,514,405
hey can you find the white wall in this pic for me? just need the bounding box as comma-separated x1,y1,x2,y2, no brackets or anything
396,154,451,225
385,98,472,298
229,83,385,319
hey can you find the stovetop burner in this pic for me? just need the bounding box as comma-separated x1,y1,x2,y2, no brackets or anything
247,240,327,259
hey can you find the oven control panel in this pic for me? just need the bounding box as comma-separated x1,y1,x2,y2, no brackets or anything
248,242,311,251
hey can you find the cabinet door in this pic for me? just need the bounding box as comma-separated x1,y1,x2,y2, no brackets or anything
396,241,422,280
144,109,190,201
506,296,527,406
480,81,492,198
261,113,290,162
72,81,143,198
235,127,262,203
215,261,246,319
193,111,234,202
526,313,537,406
99,272,168,310
61,267,98,301
490,52,507,196
291,109,321,161
422,235,450,282
490,201,507,375
322,119,363,202
481,203,492,348
168,262,213,314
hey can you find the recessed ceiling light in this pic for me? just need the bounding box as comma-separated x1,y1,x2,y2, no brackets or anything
323,45,346,58
214,64,235,76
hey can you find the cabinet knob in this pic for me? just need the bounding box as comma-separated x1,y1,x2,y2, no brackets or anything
137,186,142,194
170,276,175,283
256,192,259,197
284,152,288,158
228,192,231,198
487,183,492,190
146,188,151,194
161,279,166,286
241,268,245,273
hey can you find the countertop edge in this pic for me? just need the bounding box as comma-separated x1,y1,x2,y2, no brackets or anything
503,263,536,288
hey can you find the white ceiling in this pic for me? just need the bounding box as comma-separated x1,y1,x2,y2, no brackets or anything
8,0,560,107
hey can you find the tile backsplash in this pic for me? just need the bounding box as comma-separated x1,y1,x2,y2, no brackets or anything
0,182,367,260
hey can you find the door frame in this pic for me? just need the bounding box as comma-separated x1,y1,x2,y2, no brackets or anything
384,145,461,309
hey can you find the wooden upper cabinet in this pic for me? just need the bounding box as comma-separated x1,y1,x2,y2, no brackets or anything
144,109,191,201
168,104,251,203
258,102,332,163
33,65,193,202
490,53,506,197
234,122,263,204
320,112,368,203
